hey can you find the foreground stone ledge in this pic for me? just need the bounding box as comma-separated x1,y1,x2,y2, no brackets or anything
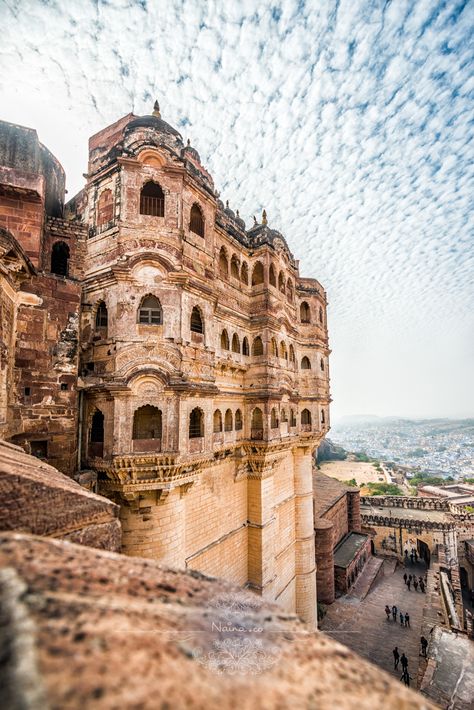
0,440,120,550
0,533,437,710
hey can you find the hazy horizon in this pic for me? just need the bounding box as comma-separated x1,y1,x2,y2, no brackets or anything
1,1,473,418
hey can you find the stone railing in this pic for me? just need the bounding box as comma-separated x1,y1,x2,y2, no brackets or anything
361,495,451,511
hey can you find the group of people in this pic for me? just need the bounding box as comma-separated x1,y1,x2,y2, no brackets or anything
403,572,426,593
392,637,429,687
384,604,410,627
392,647,411,685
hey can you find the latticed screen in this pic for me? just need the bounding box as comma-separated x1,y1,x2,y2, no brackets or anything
139,296,162,324
95,302,108,328
190,204,204,236
140,181,164,217
190,307,203,333
189,408,204,438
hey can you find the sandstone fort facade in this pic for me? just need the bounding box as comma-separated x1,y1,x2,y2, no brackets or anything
0,102,330,626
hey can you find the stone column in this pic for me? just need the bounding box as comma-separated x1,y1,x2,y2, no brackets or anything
314,519,335,604
293,445,317,629
120,485,186,568
347,490,361,532
247,466,276,601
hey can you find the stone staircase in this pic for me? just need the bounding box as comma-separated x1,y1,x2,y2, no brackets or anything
348,557,385,600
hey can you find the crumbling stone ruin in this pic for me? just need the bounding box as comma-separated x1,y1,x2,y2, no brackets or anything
0,102,330,625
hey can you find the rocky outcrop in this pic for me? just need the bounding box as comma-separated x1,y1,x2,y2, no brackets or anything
316,437,348,462
0,532,436,710
0,440,120,550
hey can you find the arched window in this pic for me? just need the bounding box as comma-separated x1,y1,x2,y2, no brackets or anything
289,344,295,364
270,407,278,428
213,409,222,433
89,408,104,457
190,203,204,236
235,409,243,430
300,302,310,323
251,261,264,286
221,329,230,350
271,338,278,357
95,301,108,332
97,188,113,226
190,306,204,334
90,409,104,442
278,271,285,293
231,333,240,353
287,279,293,302
321,409,326,424
301,356,311,370
252,336,264,356
242,337,249,356
241,262,249,284
133,405,162,439
219,247,228,278
189,407,204,438
224,409,233,432
280,341,287,360
140,181,164,217
251,407,263,439
138,295,162,324
320,358,325,371
51,241,69,276
301,409,312,426
231,255,240,279
290,409,296,427
281,408,288,422
319,306,324,324
269,264,277,287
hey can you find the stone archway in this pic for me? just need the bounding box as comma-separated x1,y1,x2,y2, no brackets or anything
417,539,431,568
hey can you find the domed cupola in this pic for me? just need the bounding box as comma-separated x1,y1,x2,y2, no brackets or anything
124,100,184,153
181,138,201,164
247,210,294,262
224,200,235,219
235,209,246,230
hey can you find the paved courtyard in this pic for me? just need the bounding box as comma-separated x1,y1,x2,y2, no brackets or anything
320,558,429,687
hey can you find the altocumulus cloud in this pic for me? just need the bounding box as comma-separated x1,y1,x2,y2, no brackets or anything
1,0,473,418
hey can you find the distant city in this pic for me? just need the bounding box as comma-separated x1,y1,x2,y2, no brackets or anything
330,417,474,480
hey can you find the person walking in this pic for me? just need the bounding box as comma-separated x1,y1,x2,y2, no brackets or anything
414,578,418,592
408,574,412,583
385,604,391,620
403,572,407,585
407,579,411,591
400,653,408,671
420,636,428,658
393,646,400,670
420,579,425,593
401,668,412,686
405,612,410,628
400,611,404,626
392,605,398,621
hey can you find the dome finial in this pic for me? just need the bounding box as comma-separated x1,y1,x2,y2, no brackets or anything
226,200,229,208
253,215,257,225
262,209,267,225
187,138,190,146
152,100,161,118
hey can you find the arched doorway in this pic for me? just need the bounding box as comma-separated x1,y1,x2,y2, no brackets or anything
417,539,431,568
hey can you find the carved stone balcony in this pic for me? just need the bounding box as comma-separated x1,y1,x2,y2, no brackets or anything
132,438,162,453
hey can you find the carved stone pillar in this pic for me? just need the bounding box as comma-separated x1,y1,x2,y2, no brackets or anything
293,445,317,629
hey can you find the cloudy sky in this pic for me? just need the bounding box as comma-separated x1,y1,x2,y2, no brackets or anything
1,0,473,420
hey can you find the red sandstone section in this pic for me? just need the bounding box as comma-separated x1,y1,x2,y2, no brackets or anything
0,532,435,710
0,440,120,549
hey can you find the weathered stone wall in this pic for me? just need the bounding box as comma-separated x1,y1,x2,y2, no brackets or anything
0,440,120,551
